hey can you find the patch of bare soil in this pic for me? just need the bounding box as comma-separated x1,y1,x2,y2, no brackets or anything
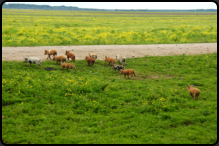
2,43,217,61
134,74,178,80
184,121,193,126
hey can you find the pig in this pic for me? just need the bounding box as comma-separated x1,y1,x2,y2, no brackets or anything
53,56,66,65
85,56,95,66
105,56,116,65
65,51,75,62
120,69,136,79
60,63,77,71
24,56,42,69
44,49,57,60
112,64,124,72
89,53,97,62
116,55,126,66
186,85,200,100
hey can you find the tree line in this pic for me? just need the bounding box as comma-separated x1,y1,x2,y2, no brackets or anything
2,3,217,12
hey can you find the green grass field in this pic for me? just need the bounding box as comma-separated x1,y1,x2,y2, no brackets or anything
2,53,217,144
2,9,217,46
2,9,217,144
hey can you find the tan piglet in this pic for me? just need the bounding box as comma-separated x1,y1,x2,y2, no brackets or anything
186,85,200,100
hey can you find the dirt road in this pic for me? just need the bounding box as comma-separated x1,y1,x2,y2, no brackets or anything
2,43,217,61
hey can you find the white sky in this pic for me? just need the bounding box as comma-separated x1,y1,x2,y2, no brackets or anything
4,2,217,10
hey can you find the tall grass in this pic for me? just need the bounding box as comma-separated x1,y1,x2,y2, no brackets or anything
2,53,217,144
2,9,217,47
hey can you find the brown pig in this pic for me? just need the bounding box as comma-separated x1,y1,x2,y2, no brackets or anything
60,63,77,71
44,49,57,60
53,56,66,65
186,85,200,100
65,51,75,62
105,56,116,65
120,69,136,79
85,56,95,66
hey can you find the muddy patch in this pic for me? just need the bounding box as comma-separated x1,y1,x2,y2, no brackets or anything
44,67,57,71
134,74,176,80
184,121,193,126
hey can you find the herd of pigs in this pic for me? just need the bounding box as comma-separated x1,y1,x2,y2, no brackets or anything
23,49,200,100
23,49,136,79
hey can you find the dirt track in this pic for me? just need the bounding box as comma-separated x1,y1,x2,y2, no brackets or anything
2,43,217,61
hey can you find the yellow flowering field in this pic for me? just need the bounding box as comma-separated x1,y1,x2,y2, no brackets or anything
2,9,217,47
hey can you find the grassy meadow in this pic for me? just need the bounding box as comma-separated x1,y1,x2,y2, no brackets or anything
2,9,217,144
2,53,217,144
2,9,217,47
